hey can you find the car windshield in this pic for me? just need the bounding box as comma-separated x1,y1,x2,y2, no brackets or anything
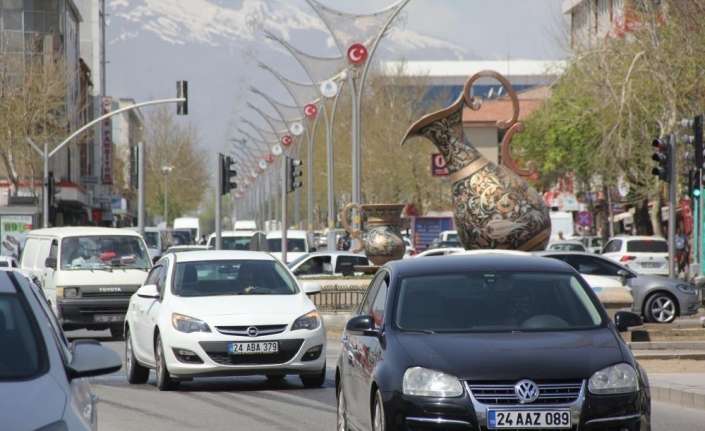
143,231,160,249
549,243,585,251
60,235,151,270
288,253,309,268
0,292,45,380
395,271,603,333
627,240,667,253
267,238,307,252
172,259,298,297
446,233,458,241
221,236,253,250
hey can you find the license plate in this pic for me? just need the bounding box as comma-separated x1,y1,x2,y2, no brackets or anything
94,314,124,323
228,341,279,355
641,262,662,268
488,410,571,429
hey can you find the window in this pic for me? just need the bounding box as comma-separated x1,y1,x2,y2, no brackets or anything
20,238,39,269
172,260,298,297
602,240,622,253
336,256,369,274
358,272,384,315
157,262,168,296
267,238,307,253
371,276,389,328
554,255,622,277
221,236,253,251
294,256,332,276
395,271,602,333
60,235,150,270
143,232,160,249
145,265,162,287
626,240,667,253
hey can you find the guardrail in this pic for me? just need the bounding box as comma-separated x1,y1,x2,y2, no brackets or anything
312,286,368,312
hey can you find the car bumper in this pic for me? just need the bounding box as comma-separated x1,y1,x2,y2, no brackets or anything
58,297,130,329
162,326,326,378
380,383,649,431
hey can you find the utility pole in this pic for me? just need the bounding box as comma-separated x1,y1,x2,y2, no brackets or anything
137,141,145,236
281,156,288,263
668,134,677,278
215,154,223,250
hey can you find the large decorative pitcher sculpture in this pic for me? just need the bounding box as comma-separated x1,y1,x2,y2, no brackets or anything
341,203,406,265
401,71,550,251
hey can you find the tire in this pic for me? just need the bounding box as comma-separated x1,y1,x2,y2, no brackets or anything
372,389,386,431
337,383,349,431
300,362,326,388
110,324,125,340
125,328,149,384
155,335,178,391
644,292,678,324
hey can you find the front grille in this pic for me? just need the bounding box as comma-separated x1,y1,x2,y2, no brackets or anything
82,291,133,298
215,324,288,337
200,339,303,365
468,381,583,405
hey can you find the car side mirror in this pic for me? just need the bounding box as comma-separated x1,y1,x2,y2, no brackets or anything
136,284,160,299
152,256,160,264
617,269,632,284
302,282,321,296
45,257,57,270
346,315,378,336
614,311,642,332
67,340,122,380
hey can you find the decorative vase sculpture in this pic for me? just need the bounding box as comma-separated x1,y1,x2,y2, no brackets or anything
341,203,406,265
400,71,551,251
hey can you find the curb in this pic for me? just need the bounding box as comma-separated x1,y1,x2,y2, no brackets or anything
651,386,705,410
633,351,705,360
628,341,705,350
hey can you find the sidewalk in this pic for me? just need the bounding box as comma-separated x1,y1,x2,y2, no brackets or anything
649,373,705,410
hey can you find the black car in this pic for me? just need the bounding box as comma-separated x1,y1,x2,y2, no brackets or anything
336,254,650,431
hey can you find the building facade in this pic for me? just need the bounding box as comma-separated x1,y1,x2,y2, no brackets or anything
111,98,144,226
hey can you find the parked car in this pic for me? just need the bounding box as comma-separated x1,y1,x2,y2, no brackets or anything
546,240,587,252
20,227,152,339
288,252,370,277
414,247,465,258
124,251,326,390
173,217,200,244
266,230,311,263
206,230,267,251
539,251,701,323
336,254,649,431
575,235,605,254
0,269,121,430
602,235,669,276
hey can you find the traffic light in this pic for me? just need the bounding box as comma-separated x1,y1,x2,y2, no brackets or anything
46,171,57,208
177,80,188,115
220,154,237,195
286,157,303,193
694,115,703,169
651,138,671,182
690,170,701,198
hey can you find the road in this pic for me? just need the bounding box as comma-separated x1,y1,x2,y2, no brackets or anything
71,331,705,431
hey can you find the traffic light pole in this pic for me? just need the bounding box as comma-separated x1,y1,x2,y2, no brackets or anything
43,143,49,228
668,134,677,278
215,154,223,250
700,167,705,276
281,157,288,263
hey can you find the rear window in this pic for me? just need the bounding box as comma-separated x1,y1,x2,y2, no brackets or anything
627,240,667,253
0,274,47,380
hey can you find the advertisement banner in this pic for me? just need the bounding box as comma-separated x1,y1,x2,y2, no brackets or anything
0,215,33,258
101,97,113,185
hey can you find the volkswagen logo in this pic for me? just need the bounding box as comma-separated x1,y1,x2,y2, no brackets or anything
514,379,540,404
246,326,259,337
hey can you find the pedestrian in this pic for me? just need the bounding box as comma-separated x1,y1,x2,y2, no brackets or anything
675,226,688,276
337,231,351,251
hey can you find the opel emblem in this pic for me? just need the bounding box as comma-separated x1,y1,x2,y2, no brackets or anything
514,379,540,404
246,326,258,337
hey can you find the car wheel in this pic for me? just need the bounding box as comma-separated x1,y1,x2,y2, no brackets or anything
337,383,349,431
300,362,326,388
125,328,149,384
372,389,386,431
155,335,178,391
111,324,125,340
645,293,678,324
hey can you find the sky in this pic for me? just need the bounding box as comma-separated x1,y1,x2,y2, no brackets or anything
106,0,568,155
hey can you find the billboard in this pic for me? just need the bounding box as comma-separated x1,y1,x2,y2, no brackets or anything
0,215,33,259
101,96,113,185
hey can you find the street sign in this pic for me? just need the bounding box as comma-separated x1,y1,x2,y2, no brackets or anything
576,211,593,227
431,153,449,177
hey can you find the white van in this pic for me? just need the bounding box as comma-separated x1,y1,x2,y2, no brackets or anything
173,217,200,243
234,220,257,231
266,230,311,263
206,230,267,251
20,227,152,338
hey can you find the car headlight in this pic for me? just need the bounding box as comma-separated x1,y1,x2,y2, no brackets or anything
588,363,638,394
57,287,79,298
676,284,698,295
403,367,463,397
171,313,211,333
292,310,320,331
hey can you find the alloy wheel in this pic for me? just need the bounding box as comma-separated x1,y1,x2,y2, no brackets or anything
125,335,133,376
155,338,163,383
372,390,385,431
650,295,676,323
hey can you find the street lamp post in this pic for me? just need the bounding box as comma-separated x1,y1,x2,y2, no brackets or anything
161,165,174,227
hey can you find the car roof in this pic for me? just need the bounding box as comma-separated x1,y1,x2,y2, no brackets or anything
302,251,366,257
172,250,275,263
548,240,584,244
266,230,307,239
27,226,143,239
207,230,259,239
609,235,666,241
385,254,574,277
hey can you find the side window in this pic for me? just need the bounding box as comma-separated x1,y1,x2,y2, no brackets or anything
358,272,384,315
294,256,332,276
370,275,389,328
157,263,168,296
21,238,39,269
145,265,162,286
603,240,622,253
49,240,58,260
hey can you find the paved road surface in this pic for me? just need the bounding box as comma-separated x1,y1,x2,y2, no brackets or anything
70,331,705,431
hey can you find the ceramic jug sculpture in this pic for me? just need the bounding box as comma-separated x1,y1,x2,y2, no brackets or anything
401,71,551,251
341,203,406,265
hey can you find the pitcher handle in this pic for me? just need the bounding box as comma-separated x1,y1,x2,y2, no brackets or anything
340,203,362,239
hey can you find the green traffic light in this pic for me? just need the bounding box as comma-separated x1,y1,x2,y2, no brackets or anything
695,188,702,198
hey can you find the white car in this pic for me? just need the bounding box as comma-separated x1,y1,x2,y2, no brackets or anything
124,250,326,390
601,236,669,276
288,252,370,277
266,230,311,263
546,240,586,252
415,247,465,258
206,230,267,251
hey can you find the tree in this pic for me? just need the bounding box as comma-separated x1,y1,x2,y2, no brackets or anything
143,108,209,225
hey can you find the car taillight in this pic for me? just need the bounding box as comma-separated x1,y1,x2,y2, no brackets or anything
620,255,636,262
